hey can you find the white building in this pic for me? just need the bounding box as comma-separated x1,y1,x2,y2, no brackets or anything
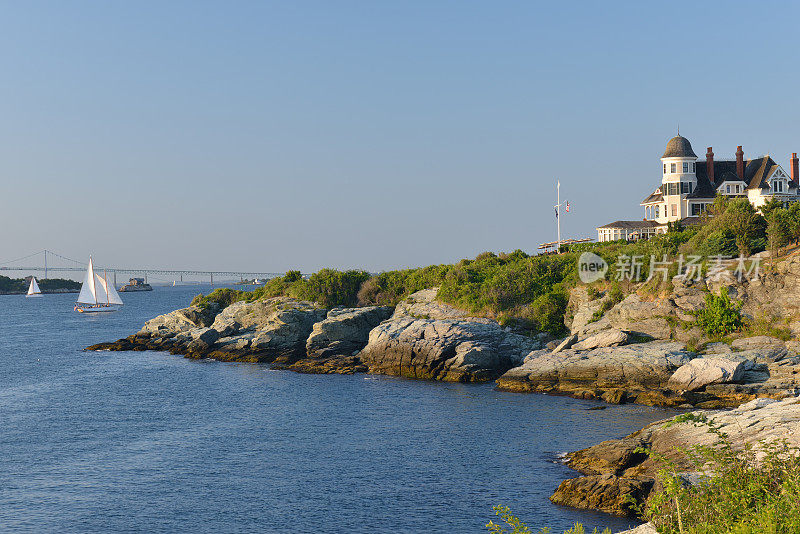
597,135,800,242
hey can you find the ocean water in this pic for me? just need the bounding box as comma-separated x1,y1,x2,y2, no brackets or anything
0,286,676,533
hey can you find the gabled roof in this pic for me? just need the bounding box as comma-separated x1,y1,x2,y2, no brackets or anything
597,220,660,229
687,156,788,199
642,186,663,204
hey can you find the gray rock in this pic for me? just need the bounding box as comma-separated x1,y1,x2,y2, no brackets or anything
703,342,734,355
673,293,706,312
573,329,630,351
139,304,219,337
359,317,541,382
498,341,693,394
187,327,220,353
552,333,578,354
306,306,394,358
616,523,657,534
196,297,327,362
667,357,747,391
733,347,788,364
731,336,786,351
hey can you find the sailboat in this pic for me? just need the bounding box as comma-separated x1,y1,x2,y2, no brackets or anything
26,277,42,298
74,256,123,313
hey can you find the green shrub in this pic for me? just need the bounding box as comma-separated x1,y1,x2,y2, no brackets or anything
292,268,372,308
485,505,611,534
191,287,246,310
694,288,742,338
643,418,800,534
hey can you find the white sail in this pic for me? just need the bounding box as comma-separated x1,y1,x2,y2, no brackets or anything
27,277,41,295
77,257,97,304
95,272,123,305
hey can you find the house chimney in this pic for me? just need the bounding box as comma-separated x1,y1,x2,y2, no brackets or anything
791,152,799,186
706,147,714,183
736,145,745,180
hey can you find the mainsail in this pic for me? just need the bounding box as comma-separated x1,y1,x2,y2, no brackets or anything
27,277,41,296
77,257,123,306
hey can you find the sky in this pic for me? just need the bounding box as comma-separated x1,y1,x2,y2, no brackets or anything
2,1,800,274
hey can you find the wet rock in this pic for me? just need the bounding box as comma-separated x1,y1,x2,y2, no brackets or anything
550,473,653,516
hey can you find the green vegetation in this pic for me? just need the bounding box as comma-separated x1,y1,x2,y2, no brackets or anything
186,193,800,339
742,313,793,341
0,275,80,293
191,251,578,336
693,288,742,338
485,505,611,534
641,415,800,534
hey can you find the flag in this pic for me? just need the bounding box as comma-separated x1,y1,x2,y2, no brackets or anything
566,201,570,213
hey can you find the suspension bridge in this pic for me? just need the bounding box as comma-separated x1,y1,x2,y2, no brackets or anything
0,250,286,285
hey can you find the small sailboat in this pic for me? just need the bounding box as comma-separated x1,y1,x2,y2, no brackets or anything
26,277,43,298
74,256,123,313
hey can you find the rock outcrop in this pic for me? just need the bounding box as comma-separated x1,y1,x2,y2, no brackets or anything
87,288,539,382
289,306,394,374
551,396,800,516
667,357,746,391
496,342,694,405
359,317,542,382
88,297,328,364
306,306,394,358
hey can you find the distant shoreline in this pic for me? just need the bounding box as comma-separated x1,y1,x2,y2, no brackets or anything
0,289,80,295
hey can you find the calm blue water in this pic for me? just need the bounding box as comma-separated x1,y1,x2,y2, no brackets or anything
0,286,675,533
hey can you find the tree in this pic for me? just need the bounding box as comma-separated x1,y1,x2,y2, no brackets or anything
759,198,784,220
767,208,791,257
723,198,763,257
787,202,800,244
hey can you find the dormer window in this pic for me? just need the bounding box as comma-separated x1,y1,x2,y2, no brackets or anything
670,163,676,173
773,180,784,193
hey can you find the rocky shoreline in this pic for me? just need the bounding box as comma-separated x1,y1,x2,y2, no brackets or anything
86,258,800,527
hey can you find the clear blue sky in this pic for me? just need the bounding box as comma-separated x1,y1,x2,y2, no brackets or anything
2,1,799,273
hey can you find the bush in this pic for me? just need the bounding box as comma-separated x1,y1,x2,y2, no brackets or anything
694,288,742,338
643,416,800,534
293,268,372,308
191,287,246,310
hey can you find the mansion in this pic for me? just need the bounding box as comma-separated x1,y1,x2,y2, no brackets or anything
597,135,800,242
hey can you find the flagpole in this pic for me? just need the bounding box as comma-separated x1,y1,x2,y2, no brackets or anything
557,180,561,253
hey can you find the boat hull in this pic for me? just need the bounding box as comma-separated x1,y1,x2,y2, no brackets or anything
26,294,43,298
75,304,121,313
